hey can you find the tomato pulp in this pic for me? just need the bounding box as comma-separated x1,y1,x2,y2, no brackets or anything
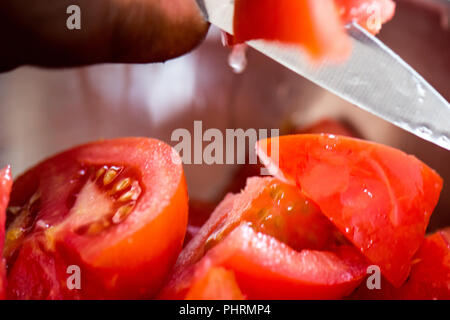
5,138,188,299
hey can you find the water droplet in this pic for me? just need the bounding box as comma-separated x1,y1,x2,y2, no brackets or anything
363,188,373,199
366,239,374,250
415,80,426,104
228,44,248,74
36,220,50,230
438,135,450,147
417,125,433,138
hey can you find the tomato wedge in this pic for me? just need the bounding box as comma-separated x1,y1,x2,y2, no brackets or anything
160,177,367,300
256,134,443,287
234,0,351,61
0,166,12,299
352,228,450,300
5,138,188,299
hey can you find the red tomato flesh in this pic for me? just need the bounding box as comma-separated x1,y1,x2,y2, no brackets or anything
256,134,443,287
234,0,352,61
0,166,12,299
5,138,188,299
160,177,367,299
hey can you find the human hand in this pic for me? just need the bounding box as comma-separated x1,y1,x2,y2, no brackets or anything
0,0,209,71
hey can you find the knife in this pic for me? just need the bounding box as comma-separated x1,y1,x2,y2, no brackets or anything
196,0,450,151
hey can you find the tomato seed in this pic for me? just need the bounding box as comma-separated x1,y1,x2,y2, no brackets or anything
112,203,134,224
103,169,118,185
95,167,106,180
118,181,141,202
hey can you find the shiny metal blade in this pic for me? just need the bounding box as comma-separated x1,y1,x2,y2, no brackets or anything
197,0,450,150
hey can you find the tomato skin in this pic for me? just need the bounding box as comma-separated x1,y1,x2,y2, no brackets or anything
352,228,450,300
256,134,443,287
6,138,188,299
0,166,12,299
234,0,351,61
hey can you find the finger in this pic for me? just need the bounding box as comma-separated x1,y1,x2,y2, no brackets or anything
0,0,209,70
109,0,210,63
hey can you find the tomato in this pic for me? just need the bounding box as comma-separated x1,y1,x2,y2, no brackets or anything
160,177,367,299
352,228,450,300
336,0,396,34
0,166,12,299
5,138,188,299
256,134,443,287
233,0,352,61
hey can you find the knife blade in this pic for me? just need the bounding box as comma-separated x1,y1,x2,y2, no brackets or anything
197,0,450,150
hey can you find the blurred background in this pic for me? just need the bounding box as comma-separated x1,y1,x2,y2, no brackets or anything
0,0,449,229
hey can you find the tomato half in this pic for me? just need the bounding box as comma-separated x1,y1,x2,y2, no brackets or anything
5,138,188,299
352,228,450,300
336,0,396,34
233,0,352,61
160,177,367,300
256,134,443,287
0,166,12,299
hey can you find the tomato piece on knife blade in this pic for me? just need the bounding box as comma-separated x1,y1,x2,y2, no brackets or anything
233,0,351,61
160,177,367,300
256,134,443,287
0,166,12,299
352,228,450,300
5,138,188,299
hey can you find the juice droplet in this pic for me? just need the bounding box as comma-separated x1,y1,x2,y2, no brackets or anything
228,44,248,74
416,82,426,104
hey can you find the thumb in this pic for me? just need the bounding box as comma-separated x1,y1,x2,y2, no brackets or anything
110,0,210,63
0,0,209,70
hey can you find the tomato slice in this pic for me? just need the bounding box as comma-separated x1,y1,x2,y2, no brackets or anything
352,228,450,300
160,177,367,300
256,134,443,287
5,138,188,299
336,0,396,34
233,0,352,61
0,166,12,299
